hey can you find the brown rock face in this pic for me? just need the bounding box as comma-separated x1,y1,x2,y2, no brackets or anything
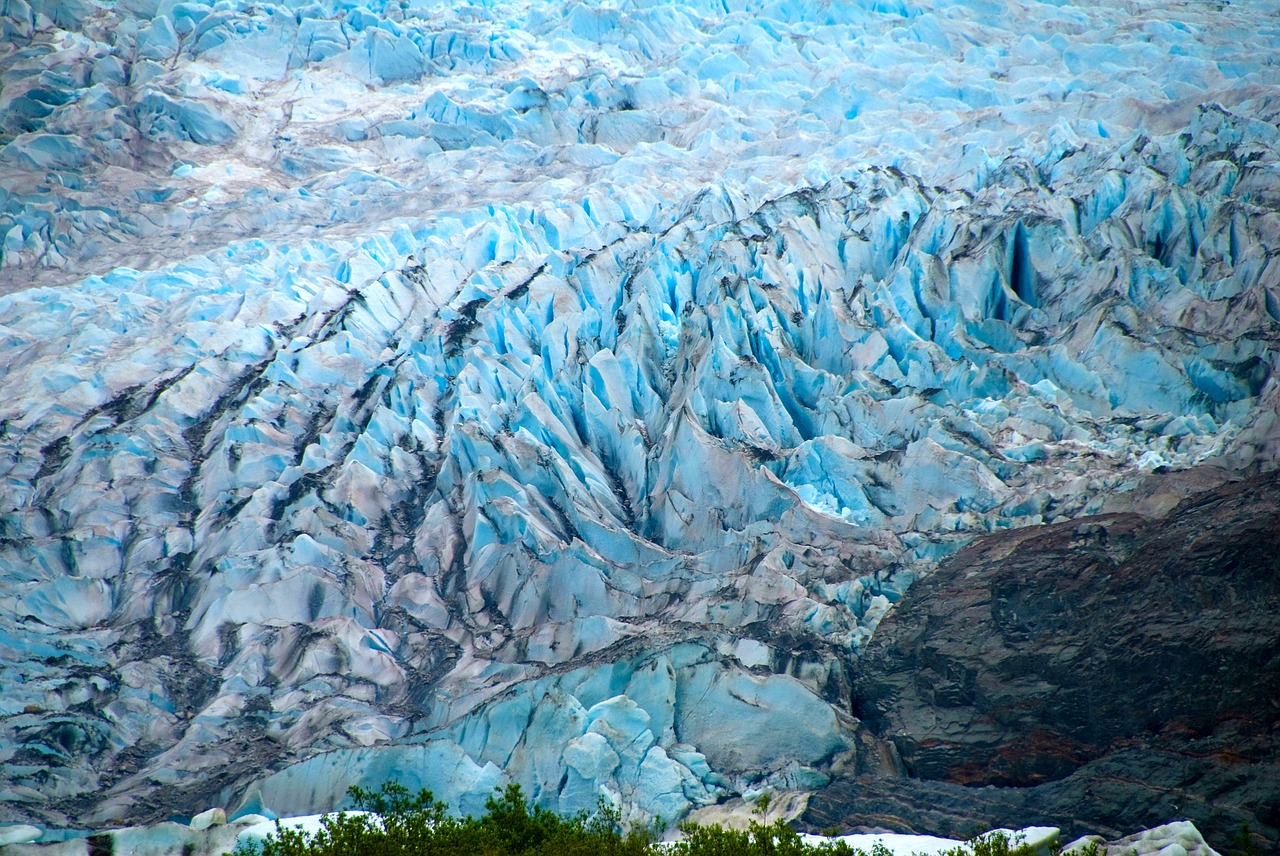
823,472,1280,850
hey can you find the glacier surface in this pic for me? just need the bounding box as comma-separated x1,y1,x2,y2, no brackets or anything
1,0,1279,833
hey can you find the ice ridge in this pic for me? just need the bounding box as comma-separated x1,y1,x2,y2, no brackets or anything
0,0,1278,834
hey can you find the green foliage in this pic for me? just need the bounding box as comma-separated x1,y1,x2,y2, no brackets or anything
1065,842,1102,856
232,782,1070,856
1226,822,1266,856
233,782,652,856
938,830,1047,856
666,814,883,856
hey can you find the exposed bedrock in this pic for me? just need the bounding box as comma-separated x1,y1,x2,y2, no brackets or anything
826,472,1280,850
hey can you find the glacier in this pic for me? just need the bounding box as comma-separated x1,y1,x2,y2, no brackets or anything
1,0,1278,841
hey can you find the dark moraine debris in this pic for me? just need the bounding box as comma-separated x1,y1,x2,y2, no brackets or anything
806,471,1280,851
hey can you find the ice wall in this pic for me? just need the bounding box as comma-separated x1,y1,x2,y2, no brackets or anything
0,0,1277,832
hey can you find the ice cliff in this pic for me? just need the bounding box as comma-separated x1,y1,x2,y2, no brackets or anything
1,0,1278,838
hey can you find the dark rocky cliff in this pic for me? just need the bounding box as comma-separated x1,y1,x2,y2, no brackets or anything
807,471,1280,852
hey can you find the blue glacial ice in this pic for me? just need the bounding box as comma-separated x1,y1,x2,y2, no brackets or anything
0,0,1279,833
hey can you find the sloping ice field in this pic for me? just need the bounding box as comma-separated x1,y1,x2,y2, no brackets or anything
0,0,1278,835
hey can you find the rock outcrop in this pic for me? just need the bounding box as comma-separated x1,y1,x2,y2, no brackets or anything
827,472,1280,850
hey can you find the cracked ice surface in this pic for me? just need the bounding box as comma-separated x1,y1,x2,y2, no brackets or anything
1,0,1279,832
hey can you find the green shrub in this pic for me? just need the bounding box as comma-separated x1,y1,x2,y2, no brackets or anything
233,782,1065,856
1226,823,1265,856
937,829,1055,856
233,782,653,856
666,797,889,856
1067,843,1102,856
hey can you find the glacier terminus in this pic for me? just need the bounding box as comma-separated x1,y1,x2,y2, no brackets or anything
1,0,1278,849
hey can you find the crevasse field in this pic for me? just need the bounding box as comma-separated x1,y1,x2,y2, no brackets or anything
0,0,1277,847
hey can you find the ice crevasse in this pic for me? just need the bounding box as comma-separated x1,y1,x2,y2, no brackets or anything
0,0,1278,834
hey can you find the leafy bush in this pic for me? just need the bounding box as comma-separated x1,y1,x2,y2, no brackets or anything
668,819,894,856
233,782,652,856
233,782,1058,856
939,828,1091,856
666,795,887,856
1226,823,1266,856
939,831,1033,856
